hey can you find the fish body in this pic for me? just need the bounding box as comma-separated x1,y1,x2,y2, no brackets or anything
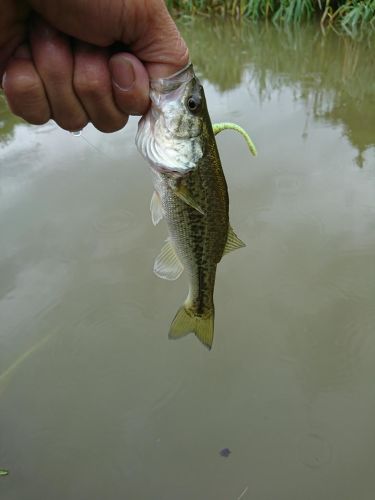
136,64,247,349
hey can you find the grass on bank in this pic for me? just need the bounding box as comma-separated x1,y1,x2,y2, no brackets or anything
166,1,375,32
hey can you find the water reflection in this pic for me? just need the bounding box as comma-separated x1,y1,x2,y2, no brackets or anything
1,19,375,500
179,19,375,165
0,96,23,144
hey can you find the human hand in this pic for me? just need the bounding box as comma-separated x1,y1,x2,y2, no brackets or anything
0,0,189,132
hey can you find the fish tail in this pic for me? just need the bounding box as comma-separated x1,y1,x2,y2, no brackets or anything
169,305,214,350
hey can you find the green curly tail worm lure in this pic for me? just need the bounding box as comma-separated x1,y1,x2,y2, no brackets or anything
212,122,257,157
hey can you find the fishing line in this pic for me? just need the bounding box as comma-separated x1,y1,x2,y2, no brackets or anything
71,130,116,161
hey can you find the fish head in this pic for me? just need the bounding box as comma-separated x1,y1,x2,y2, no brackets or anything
136,64,206,175
151,67,204,140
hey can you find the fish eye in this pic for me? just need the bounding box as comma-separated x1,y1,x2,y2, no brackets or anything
187,95,201,113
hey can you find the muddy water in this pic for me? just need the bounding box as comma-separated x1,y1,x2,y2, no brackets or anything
1,19,375,500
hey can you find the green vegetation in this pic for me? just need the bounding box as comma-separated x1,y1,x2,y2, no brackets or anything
178,18,375,165
167,1,375,33
0,95,23,143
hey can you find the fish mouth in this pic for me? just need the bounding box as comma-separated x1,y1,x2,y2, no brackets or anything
135,62,204,175
150,63,195,94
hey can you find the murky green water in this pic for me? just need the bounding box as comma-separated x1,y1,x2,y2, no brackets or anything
1,19,375,500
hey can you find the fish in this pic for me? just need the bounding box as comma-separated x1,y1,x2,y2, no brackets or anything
136,63,256,350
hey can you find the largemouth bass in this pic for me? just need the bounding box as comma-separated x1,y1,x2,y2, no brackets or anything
136,63,256,349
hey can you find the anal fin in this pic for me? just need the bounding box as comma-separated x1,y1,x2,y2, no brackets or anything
154,239,184,281
223,225,246,256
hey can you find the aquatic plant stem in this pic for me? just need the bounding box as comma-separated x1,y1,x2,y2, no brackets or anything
0,333,53,395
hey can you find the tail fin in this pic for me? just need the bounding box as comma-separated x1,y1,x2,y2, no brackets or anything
169,306,214,350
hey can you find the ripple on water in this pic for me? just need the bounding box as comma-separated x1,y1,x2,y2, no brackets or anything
150,378,185,415
1,271,69,339
274,173,302,196
47,294,186,416
93,210,137,235
248,206,327,239
297,433,331,469
284,211,329,252
66,298,150,334
245,208,329,265
272,273,367,317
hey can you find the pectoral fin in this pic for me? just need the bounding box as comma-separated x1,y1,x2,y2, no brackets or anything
154,239,184,281
150,191,163,226
173,185,205,215
222,225,246,256
213,122,257,157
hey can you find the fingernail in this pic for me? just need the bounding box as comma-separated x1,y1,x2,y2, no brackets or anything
110,56,135,91
1,72,6,89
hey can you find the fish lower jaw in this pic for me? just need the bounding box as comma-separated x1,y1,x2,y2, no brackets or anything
149,163,190,177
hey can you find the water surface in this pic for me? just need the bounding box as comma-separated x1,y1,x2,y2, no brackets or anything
1,19,375,500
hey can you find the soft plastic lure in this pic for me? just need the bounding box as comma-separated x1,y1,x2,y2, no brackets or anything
212,122,257,157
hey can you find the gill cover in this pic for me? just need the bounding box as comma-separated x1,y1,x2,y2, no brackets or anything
136,63,205,175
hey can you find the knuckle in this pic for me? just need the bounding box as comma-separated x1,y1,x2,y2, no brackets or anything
11,73,43,100
3,61,51,125
26,114,51,126
39,64,68,86
94,115,128,133
10,101,50,125
118,97,148,117
174,43,190,70
5,81,50,124
56,116,88,132
74,75,104,99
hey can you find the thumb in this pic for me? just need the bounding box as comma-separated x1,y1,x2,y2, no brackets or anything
109,52,150,116
126,1,189,80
